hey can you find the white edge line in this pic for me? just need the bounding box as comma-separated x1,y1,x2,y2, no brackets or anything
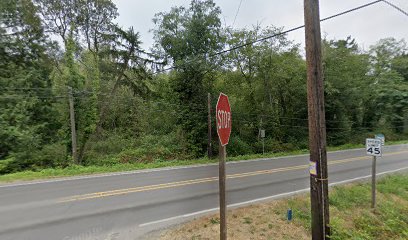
1,144,407,188
139,208,220,227
138,166,408,228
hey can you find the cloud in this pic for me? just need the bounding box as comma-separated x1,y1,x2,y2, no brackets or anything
112,0,408,50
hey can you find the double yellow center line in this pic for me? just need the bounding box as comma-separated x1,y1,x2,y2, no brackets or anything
58,151,407,203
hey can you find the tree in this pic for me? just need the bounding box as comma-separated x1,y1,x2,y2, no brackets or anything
152,0,225,155
34,0,153,162
223,26,307,149
322,37,371,144
77,0,118,53
73,25,154,161
369,38,408,133
34,0,78,45
0,0,59,163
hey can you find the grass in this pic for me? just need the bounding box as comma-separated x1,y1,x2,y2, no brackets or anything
328,174,408,240
0,140,407,183
0,158,215,183
153,173,408,240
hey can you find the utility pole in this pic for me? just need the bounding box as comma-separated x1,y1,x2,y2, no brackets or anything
304,0,330,239
68,87,78,164
208,93,213,159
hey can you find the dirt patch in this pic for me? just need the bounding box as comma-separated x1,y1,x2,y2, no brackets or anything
153,201,309,240
145,174,408,239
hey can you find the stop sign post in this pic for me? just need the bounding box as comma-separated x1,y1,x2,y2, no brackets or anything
216,93,231,240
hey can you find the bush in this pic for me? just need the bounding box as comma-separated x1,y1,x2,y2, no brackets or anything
0,143,68,174
228,136,254,156
83,133,136,165
34,143,68,167
0,158,13,173
253,139,297,154
89,134,134,155
115,132,191,164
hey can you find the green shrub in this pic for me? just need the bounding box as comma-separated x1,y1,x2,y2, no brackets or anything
228,136,254,156
34,143,68,167
115,132,190,164
1,143,68,174
0,158,13,173
253,139,297,154
83,133,137,165
88,134,134,155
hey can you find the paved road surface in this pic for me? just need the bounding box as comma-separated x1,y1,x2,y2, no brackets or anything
0,144,407,240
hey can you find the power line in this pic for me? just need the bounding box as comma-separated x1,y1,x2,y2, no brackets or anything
382,0,408,17
153,0,384,74
1,92,405,123
233,117,406,131
232,0,243,27
0,95,66,99
0,87,53,90
218,0,384,55
1,0,394,87
320,0,382,22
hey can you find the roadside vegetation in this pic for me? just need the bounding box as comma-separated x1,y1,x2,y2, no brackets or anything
154,173,408,240
1,1,408,178
0,140,407,183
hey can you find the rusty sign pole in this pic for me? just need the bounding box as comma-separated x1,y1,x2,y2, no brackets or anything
304,0,330,239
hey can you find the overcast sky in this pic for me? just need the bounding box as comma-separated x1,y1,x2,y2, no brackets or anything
112,0,408,52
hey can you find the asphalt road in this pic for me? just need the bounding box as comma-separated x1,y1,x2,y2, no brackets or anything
0,144,407,240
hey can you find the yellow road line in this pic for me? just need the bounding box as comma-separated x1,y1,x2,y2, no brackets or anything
58,150,408,203
59,176,218,202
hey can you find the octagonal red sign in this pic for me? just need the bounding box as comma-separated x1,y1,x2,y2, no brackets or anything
216,93,231,146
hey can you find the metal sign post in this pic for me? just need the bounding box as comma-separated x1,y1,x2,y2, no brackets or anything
216,93,231,240
366,138,382,209
371,155,377,209
260,129,265,154
219,144,227,239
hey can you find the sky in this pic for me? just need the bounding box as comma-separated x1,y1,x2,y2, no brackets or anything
112,0,408,52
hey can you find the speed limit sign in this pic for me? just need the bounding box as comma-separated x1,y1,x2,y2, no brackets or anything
366,138,382,157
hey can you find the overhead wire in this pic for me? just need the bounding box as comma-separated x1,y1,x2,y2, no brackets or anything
1,0,399,101
1,90,405,123
382,0,408,17
153,0,384,75
232,0,243,27
2,1,406,132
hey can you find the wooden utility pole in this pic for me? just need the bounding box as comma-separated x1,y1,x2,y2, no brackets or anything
68,87,78,164
208,93,213,159
219,144,227,240
304,0,330,239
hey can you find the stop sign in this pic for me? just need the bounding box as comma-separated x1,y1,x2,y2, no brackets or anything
216,93,231,146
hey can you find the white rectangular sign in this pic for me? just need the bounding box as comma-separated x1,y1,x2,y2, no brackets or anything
260,129,265,138
366,138,382,157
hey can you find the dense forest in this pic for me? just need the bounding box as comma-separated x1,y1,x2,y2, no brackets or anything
1,0,407,174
